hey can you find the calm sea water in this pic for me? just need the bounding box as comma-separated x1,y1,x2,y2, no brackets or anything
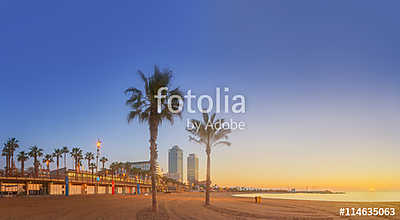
233,192,400,202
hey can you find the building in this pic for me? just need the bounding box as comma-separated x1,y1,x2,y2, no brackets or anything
129,161,151,170
168,145,183,182
187,153,199,186
126,161,161,175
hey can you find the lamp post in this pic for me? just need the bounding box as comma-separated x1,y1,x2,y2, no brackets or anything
96,139,102,174
95,139,101,195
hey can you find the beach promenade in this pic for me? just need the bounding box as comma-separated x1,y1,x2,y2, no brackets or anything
0,192,399,219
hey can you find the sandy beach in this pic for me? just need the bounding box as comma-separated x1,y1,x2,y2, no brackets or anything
0,192,399,220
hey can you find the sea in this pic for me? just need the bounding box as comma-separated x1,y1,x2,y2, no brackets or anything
233,192,400,202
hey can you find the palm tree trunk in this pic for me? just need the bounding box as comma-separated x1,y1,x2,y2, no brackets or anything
64,153,67,169
205,146,211,206
34,158,38,177
149,117,159,212
57,157,59,176
5,154,9,176
21,161,24,177
11,153,14,176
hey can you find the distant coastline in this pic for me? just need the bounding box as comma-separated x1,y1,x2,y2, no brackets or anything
230,189,345,194
233,191,400,202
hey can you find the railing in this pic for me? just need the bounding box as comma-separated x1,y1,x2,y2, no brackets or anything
0,173,152,186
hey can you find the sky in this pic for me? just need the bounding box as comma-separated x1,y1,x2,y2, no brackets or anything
1,1,399,191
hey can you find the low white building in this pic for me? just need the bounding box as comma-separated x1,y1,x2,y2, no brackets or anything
127,161,161,175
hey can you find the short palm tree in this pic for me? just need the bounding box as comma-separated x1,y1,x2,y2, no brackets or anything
28,146,43,177
70,147,83,172
89,163,96,181
62,146,69,169
85,152,95,172
53,148,63,175
125,65,183,212
110,162,118,179
123,162,131,178
43,154,54,171
187,113,231,205
100,156,108,171
77,154,84,172
115,162,122,176
17,151,28,177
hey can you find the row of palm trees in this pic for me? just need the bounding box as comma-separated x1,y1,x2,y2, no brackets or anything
1,140,109,177
125,66,232,212
2,138,154,180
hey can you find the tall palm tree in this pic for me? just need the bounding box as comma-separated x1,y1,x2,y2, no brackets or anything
1,143,10,176
4,138,19,176
187,113,231,205
17,151,28,177
100,156,108,171
62,146,69,169
125,65,183,212
70,147,82,172
43,154,54,171
28,146,43,177
53,148,63,175
85,152,95,172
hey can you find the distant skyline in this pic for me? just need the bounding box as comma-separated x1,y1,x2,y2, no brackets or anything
1,1,400,191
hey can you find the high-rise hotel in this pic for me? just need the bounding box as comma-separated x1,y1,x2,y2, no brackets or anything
187,153,199,186
168,145,183,182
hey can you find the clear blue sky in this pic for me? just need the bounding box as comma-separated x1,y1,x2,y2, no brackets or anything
1,1,399,189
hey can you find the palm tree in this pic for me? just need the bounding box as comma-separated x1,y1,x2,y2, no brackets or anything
118,162,124,176
187,113,231,205
89,163,96,181
125,65,183,212
85,152,95,172
53,148,63,175
1,143,10,176
62,146,69,169
70,147,82,172
123,162,131,178
43,154,54,171
28,146,43,177
17,151,28,177
110,162,118,179
100,156,108,171
77,154,84,172
3,138,19,176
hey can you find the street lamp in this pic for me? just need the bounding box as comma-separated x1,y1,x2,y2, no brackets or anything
96,139,102,174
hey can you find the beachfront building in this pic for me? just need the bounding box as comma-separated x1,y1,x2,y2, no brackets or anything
129,161,151,170
126,161,161,175
187,153,199,186
168,145,183,182
0,168,152,196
